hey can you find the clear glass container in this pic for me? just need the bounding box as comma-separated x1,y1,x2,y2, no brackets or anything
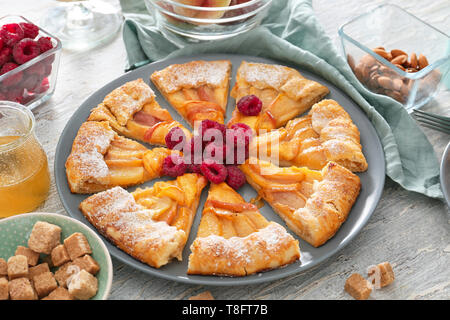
0,102,50,217
339,4,450,111
145,0,273,41
0,15,62,110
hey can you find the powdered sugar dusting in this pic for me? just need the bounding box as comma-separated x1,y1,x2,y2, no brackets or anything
239,62,295,90
153,61,231,93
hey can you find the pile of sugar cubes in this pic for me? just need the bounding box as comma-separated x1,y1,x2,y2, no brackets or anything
0,221,100,300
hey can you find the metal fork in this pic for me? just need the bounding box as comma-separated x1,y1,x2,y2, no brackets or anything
413,109,450,134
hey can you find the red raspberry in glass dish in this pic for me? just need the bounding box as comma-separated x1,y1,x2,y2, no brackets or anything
165,126,187,150
33,77,49,94
237,94,262,116
5,87,24,103
162,154,187,177
0,47,13,66
26,61,46,76
0,62,23,86
37,37,53,53
0,24,24,47
21,74,40,92
226,165,246,190
0,37,3,51
13,39,41,65
19,23,39,39
200,160,228,184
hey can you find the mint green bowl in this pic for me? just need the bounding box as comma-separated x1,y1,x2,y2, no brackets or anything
0,212,113,300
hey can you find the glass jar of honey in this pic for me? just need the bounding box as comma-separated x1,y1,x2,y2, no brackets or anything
0,102,50,217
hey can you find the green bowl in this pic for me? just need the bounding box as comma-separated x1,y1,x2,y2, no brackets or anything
0,212,113,300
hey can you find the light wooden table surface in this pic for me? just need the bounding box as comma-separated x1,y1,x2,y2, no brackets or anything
5,0,449,300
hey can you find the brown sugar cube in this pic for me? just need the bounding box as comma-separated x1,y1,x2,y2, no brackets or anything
0,277,8,300
28,221,61,254
189,291,215,300
9,278,37,300
54,262,80,288
64,233,92,260
42,287,74,300
368,262,395,288
28,263,50,281
0,258,7,277
15,246,40,267
7,255,29,280
51,244,71,267
73,255,100,275
345,273,372,300
67,270,98,300
33,271,58,298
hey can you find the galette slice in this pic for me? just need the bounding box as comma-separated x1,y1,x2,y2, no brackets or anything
187,182,300,277
65,121,180,194
240,158,361,247
150,60,231,126
79,174,207,268
228,61,329,133
250,99,368,172
88,78,191,146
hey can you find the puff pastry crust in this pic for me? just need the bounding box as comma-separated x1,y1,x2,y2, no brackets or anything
240,159,361,247
88,79,191,146
187,183,300,276
228,61,330,133
79,186,187,268
150,60,231,126
251,99,368,172
65,121,157,194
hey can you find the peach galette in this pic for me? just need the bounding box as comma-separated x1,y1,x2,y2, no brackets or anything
250,99,368,172
79,174,207,268
66,59,367,276
88,79,191,146
240,158,361,247
151,60,231,126
188,182,300,276
228,61,330,133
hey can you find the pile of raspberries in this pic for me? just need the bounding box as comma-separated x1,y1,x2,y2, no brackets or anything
162,95,263,190
0,22,54,103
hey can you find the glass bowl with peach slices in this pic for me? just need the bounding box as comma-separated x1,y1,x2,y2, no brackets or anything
145,0,273,40
0,15,61,110
339,4,450,111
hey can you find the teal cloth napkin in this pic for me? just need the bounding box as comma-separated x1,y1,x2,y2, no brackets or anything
119,0,443,199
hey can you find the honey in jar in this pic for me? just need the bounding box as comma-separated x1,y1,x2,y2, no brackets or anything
0,102,50,217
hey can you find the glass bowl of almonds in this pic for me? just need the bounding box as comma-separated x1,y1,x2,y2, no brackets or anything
339,4,450,111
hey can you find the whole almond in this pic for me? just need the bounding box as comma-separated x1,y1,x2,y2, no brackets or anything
390,91,404,102
418,54,429,69
377,76,392,89
392,78,403,91
391,55,408,65
410,53,418,69
400,84,409,97
391,49,407,58
374,48,391,60
395,64,406,71
360,54,377,67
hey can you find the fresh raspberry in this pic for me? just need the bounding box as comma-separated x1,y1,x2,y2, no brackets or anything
0,62,22,86
203,127,226,146
13,39,40,65
162,154,187,177
200,160,227,184
26,61,46,76
0,24,24,47
5,87,24,103
204,142,226,163
0,92,6,100
37,37,53,53
165,127,186,150
188,164,202,174
226,166,246,190
237,95,262,116
0,37,3,51
200,119,226,138
19,23,39,39
185,135,204,165
0,47,12,66
21,74,40,92
34,77,49,94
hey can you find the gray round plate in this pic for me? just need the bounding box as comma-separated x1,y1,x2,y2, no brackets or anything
54,54,385,286
441,142,450,208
